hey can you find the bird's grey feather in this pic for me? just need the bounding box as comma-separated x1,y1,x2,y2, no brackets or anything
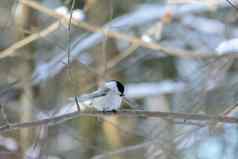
75,87,110,102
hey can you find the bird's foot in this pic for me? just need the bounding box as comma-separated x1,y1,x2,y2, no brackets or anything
112,109,117,113
102,109,117,113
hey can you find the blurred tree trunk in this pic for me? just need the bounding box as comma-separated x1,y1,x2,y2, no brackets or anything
145,96,176,159
100,38,124,158
14,0,34,157
78,0,119,158
79,0,136,158
60,0,138,158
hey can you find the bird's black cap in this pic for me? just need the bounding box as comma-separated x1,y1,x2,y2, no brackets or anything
108,80,124,96
115,81,124,96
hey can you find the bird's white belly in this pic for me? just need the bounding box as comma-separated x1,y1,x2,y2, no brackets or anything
92,92,122,111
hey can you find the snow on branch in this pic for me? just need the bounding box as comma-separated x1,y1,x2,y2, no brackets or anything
216,38,238,56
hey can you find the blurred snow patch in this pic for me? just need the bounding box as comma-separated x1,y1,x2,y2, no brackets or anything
0,135,18,151
77,53,93,65
141,35,153,43
56,132,79,151
126,80,186,98
55,6,68,16
216,38,238,55
182,15,225,34
37,111,52,119
197,137,223,159
55,6,86,21
32,62,51,84
224,116,238,146
25,146,41,159
72,9,86,21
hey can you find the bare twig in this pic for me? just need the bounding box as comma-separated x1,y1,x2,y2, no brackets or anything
91,101,238,159
225,0,238,10
20,0,218,59
92,140,154,159
67,0,75,65
0,110,238,132
65,0,81,111
223,102,238,116
0,104,9,124
0,21,60,59
99,18,165,74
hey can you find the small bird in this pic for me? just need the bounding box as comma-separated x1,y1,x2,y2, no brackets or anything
84,80,124,111
56,80,124,116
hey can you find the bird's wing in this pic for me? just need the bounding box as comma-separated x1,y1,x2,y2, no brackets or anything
75,87,110,102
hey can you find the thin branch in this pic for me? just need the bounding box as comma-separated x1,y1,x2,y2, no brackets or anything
0,21,60,59
223,102,238,116
65,0,81,111
225,0,238,10
92,101,238,159
20,0,219,59
0,110,238,132
92,140,154,159
0,104,9,124
99,18,165,74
